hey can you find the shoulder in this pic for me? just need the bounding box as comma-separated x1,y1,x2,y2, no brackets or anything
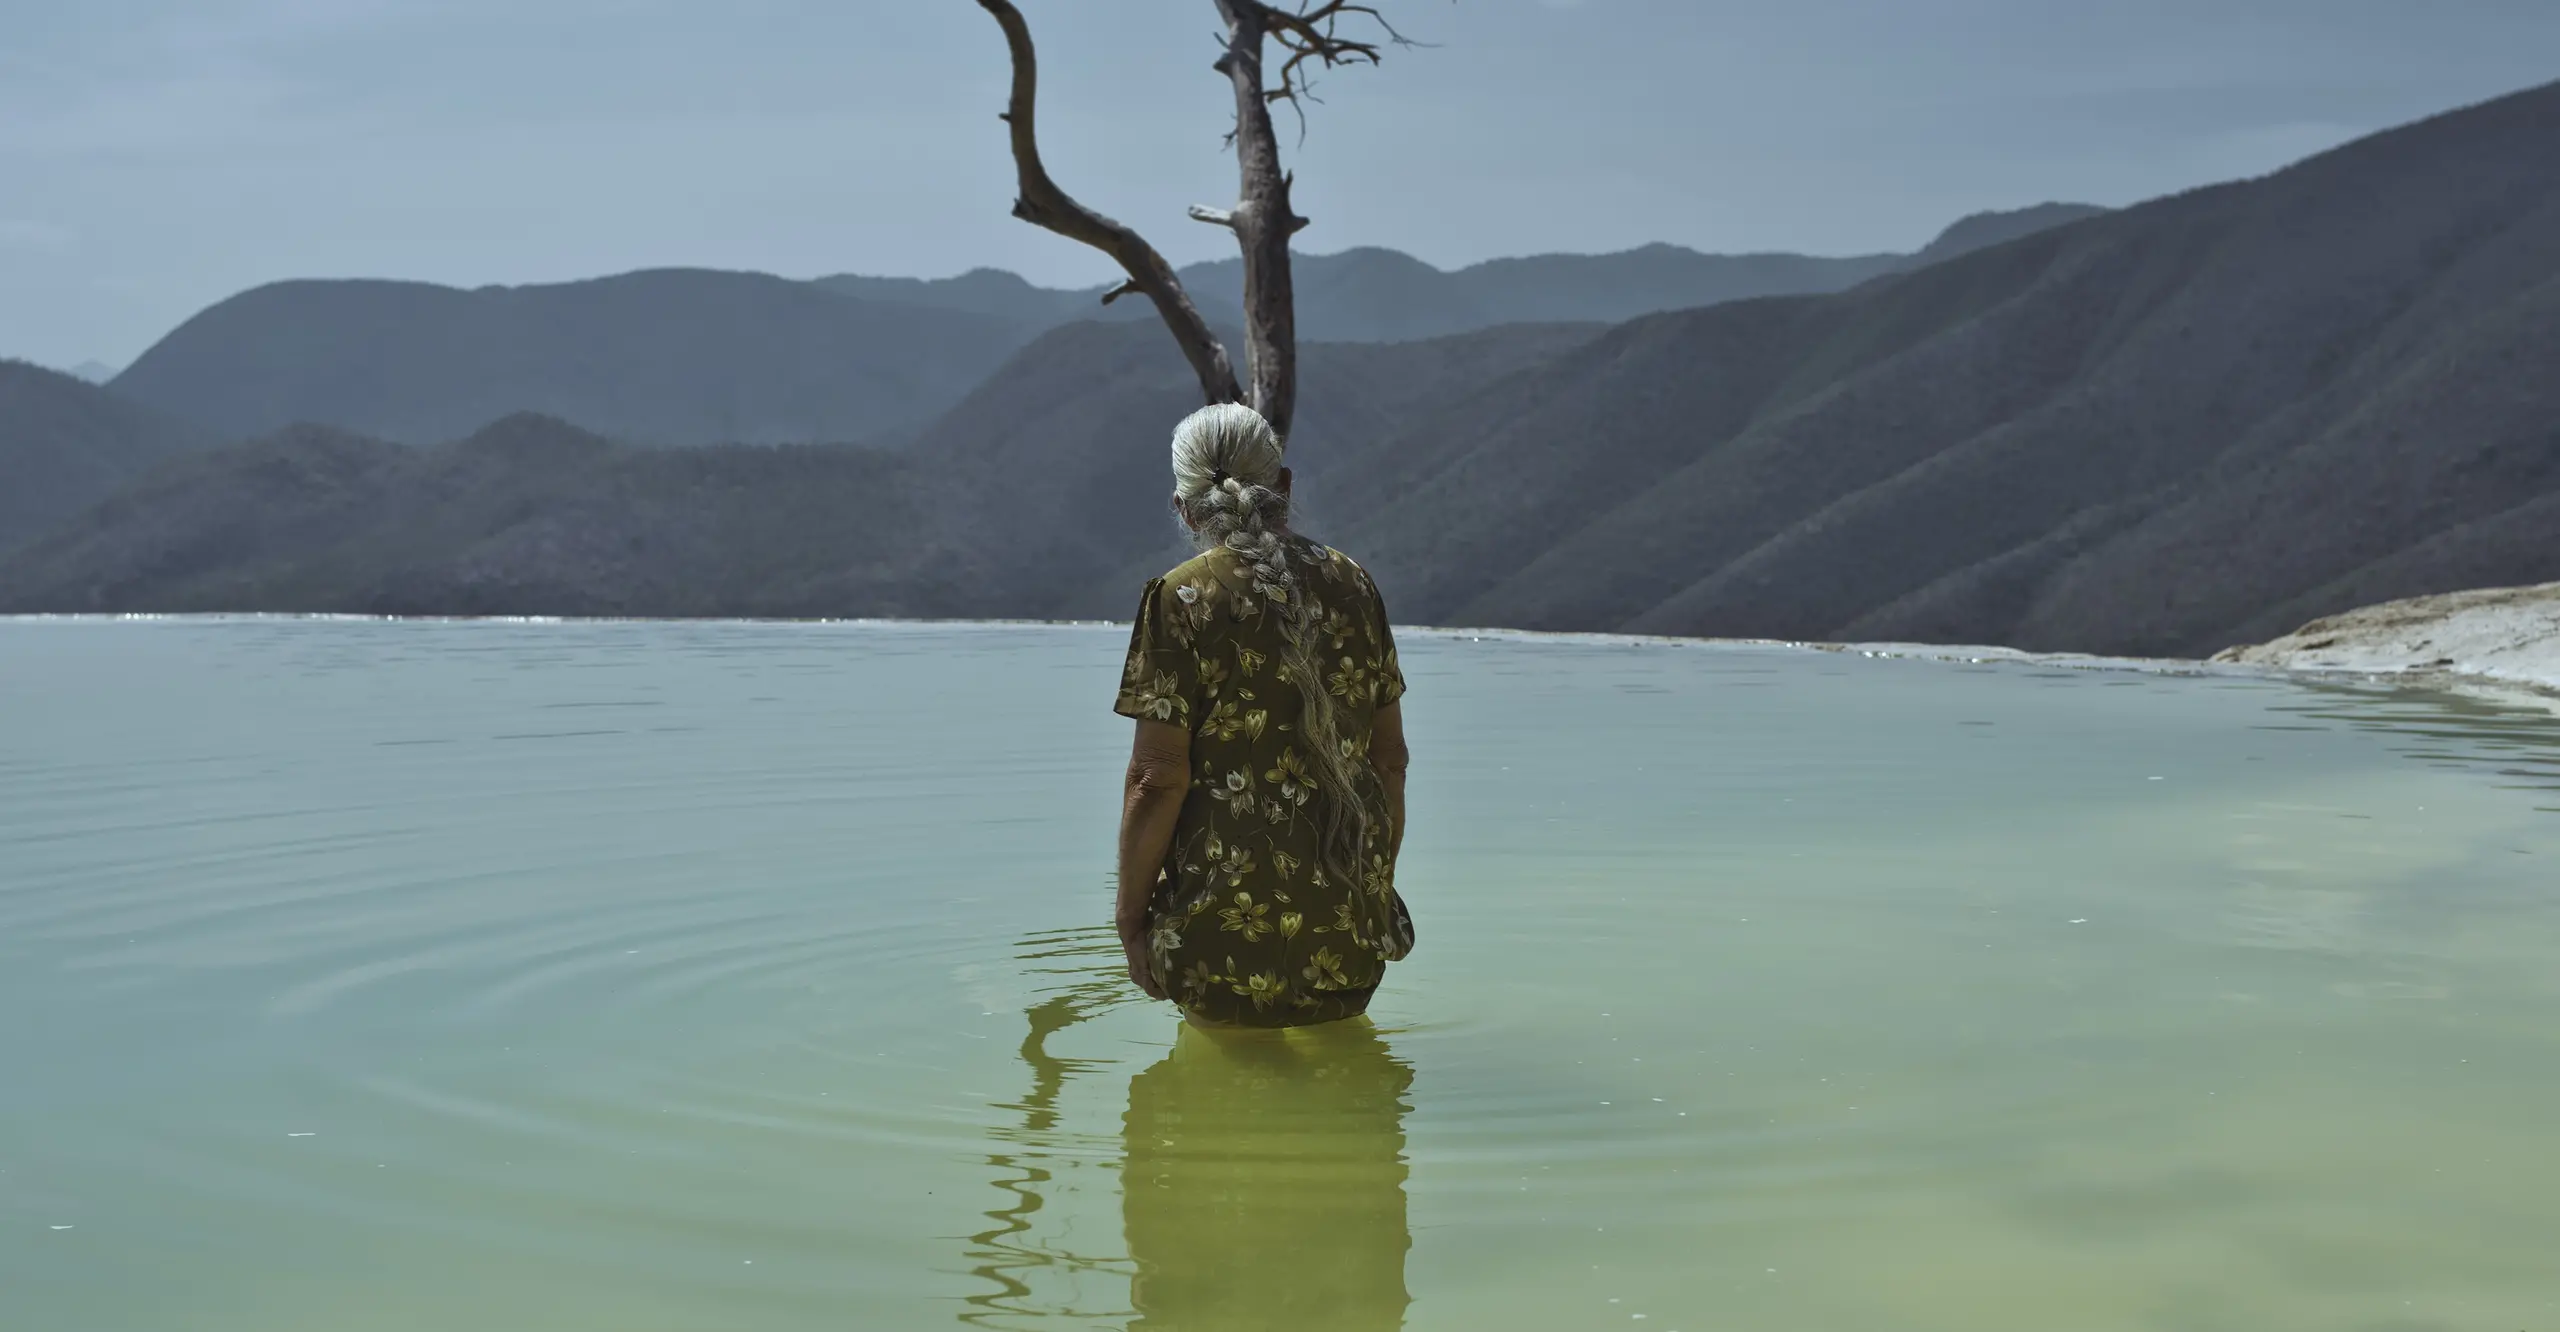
1146,549,1247,624
1159,548,1232,590
1312,546,1387,599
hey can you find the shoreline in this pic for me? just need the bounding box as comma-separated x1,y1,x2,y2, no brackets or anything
9,590,2555,710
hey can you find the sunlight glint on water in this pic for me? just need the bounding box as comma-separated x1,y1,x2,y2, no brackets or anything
3,618,2557,1330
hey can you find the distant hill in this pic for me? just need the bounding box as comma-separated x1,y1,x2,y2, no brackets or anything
67,361,119,384
2,321,1600,617
813,267,1103,327
812,202,2106,344
0,360,212,556
11,82,2555,656
1907,203,2108,267
106,205,2100,453
0,414,951,617
110,269,1041,448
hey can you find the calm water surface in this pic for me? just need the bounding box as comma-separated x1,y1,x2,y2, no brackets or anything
4,619,2558,1330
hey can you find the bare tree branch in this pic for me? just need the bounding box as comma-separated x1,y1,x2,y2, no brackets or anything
972,0,1241,408
1187,205,1237,228
1251,1,1422,112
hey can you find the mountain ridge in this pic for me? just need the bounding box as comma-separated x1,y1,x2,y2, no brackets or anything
9,82,2556,659
110,268,1043,448
101,202,2103,451
813,202,2107,343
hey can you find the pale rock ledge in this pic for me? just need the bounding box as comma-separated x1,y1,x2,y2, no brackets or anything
2212,581,2560,699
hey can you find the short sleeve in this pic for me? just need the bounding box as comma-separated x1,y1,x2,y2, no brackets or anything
1370,580,1407,709
1113,577,1201,725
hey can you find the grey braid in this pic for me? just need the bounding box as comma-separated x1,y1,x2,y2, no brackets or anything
1168,404,1386,897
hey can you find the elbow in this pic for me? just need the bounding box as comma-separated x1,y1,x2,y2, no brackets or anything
1371,736,1411,779
1124,759,1190,805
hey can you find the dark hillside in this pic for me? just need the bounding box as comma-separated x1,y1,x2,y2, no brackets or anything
0,360,213,555
904,318,1609,616
1331,81,2560,655
0,416,943,617
0,321,1600,619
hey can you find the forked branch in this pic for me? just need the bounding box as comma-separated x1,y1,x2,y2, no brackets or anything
1251,1,1416,109
972,0,1241,407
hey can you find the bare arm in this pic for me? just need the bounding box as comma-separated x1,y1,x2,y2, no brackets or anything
1115,719,1192,999
1371,702,1409,863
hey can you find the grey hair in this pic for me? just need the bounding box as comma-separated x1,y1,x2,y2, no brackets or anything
1167,403,1385,899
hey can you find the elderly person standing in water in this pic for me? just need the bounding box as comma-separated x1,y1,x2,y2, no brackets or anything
1113,403,1414,1027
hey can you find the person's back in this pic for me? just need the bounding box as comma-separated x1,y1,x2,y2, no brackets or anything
1110,404,1413,1028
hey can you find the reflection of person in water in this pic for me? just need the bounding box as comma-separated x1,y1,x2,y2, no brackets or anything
1121,1018,1415,1330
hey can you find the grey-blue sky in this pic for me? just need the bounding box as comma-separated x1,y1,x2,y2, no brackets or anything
4,0,2555,369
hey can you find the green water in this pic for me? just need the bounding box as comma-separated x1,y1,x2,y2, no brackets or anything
4,618,2557,1330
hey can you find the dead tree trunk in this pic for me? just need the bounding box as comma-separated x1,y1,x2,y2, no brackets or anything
973,0,1414,445
1195,1,1304,440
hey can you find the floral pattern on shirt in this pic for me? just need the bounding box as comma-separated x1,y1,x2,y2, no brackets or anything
1114,544,1409,1027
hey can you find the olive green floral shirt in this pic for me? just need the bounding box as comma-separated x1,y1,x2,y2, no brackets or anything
1114,544,1408,1027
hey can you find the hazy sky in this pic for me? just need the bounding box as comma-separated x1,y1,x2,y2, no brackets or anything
5,0,2555,369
